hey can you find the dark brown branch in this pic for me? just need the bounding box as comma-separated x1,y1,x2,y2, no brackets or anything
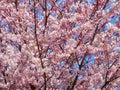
43,73,46,90
104,59,118,83
101,61,119,90
108,59,117,69
29,84,36,90
29,0,30,5
15,0,18,11
44,0,47,27
50,0,58,11
75,32,83,48
101,75,120,90
1,71,7,84
79,52,88,70
80,0,83,3
102,0,109,10
33,1,44,68
70,75,78,90
58,44,64,53
90,24,99,45
39,74,54,89
67,22,99,89
67,51,88,90
67,75,78,90
105,70,109,83
33,1,46,90
101,80,109,90
43,0,51,36
90,0,99,19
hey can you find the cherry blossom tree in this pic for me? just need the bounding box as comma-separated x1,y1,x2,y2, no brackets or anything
0,0,120,90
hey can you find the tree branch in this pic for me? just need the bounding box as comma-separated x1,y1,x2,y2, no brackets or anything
33,1,46,90
90,24,99,45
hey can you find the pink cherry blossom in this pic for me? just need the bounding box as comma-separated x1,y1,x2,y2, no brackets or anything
0,0,120,90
